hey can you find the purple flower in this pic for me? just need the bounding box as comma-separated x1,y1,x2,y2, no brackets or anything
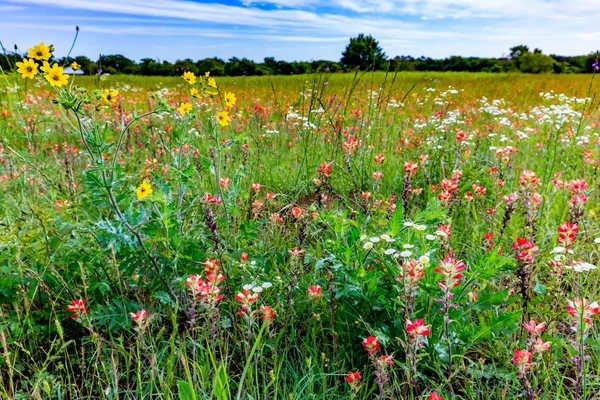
97,68,103,75
593,56,599,72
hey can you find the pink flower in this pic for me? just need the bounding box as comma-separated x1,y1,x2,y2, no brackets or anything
362,336,380,356
512,349,532,371
66,299,88,319
511,238,538,264
567,297,599,324
523,320,545,335
345,371,361,387
374,153,386,164
405,319,431,337
434,254,466,290
403,161,418,174
130,309,147,325
558,222,578,248
307,285,323,300
533,337,551,353
219,177,231,189
317,163,332,177
259,305,276,323
429,393,443,400
372,171,383,180
377,354,394,366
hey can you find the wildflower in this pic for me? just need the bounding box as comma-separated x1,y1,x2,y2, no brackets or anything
177,102,192,115
512,349,532,372
434,254,466,290
136,180,152,200
533,337,551,353
27,42,51,60
102,89,119,103
16,58,38,79
288,247,305,257
523,320,545,335
208,77,217,88
182,71,196,85
308,285,323,300
362,336,380,356
290,206,304,219
317,163,332,177
429,393,443,400
372,171,383,180
71,61,81,70
217,111,230,127
260,305,276,323
40,61,51,73
66,299,88,318
219,177,230,189
374,153,386,164
567,297,599,324
345,371,361,387
363,241,374,250
405,319,431,337
44,64,69,87
225,92,237,107
557,222,578,248
377,354,394,366
191,88,201,98
566,261,597,272
204,259,221,274
403,161,418,174
593,53,599,71
130,309,147,326
511,238,538,264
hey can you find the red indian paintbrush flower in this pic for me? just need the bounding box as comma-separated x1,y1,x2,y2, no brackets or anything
362,336,380,356
345,371,361,386
557,222,578,248
405,319,431,338
66,299,88,319
434,254,466,291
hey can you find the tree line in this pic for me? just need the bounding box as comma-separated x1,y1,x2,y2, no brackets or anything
1,35,597,76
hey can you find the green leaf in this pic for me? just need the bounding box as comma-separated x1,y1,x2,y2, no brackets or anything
212,364,231,400
177,380,197,400
389,199,404,236
472,311,522,342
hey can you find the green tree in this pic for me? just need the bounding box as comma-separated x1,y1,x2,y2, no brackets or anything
519,52,555,74
341,34,387,71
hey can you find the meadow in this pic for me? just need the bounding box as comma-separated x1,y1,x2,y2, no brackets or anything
2,46,600,399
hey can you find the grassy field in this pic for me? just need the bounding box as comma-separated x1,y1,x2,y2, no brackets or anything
2,61,600,400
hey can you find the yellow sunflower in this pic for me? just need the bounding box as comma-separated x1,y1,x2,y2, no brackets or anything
16,58,38,79
27,42,51,61
44,63,69,87
217,110,230,127
190,88,201,98
182,71,196,85
205,71,210,78
136,181,153,200
102,89,119,103
225,92,237,107
71,61,81,70
40,61,51,74
207,77,217,88
177,102,192,115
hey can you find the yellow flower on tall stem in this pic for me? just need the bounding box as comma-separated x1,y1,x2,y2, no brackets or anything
182,71,196,85
102,89,119,103
190,88,200,98
27,42,51,61
136,181,153,200
225,92,237,107
217,110,230,127
71,61,81,70
177,102,192,115
44,64,69,87
16,58,38,79
40,61,51,74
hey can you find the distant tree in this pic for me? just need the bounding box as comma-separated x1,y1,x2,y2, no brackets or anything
196,57,226,76
341,34,387,71
510,45,530,59
98,54,136,74
519,52,554,74
390,56,415,71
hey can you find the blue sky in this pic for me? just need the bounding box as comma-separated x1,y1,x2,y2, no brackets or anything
1,0,599,63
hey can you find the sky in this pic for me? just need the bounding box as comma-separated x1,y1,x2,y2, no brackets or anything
1,0,599,63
